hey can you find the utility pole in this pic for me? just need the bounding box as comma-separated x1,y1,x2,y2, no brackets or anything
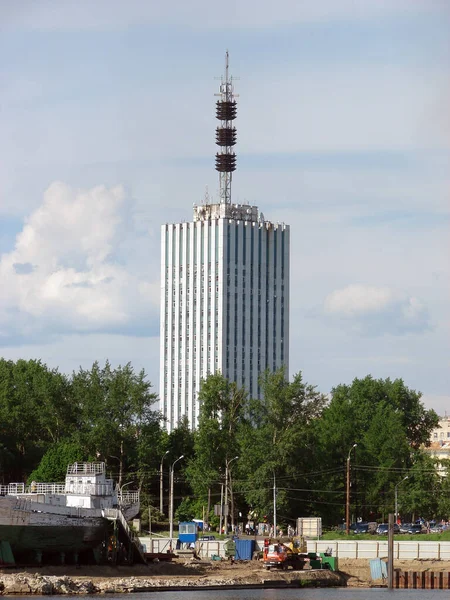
346,443,357,535
219,483,224,535
224,463,229,534
169,455,184,545
149,506,152,539
395,475,408,523
224,456,238,534
273,472,277,537
159,450,169,515
388,513,394,589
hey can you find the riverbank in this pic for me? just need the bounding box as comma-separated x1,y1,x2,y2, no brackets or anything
2,557,450,594
0,559,343,594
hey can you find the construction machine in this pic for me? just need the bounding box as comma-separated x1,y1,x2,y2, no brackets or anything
262,538,307,570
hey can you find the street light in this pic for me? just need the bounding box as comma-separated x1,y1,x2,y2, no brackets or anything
169,455,184,544
224,456,239,534
395,475,408,523
159,450,169,515
118,480,134,506
346,443,357,535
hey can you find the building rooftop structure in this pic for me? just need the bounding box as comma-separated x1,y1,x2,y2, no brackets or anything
423,417,450,476
159,53,290,431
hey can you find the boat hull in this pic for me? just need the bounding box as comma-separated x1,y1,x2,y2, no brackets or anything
0,522,108,555
0,496,109,563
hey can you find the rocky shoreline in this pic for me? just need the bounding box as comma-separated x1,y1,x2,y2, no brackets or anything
0,561,345,595
2,557,450,594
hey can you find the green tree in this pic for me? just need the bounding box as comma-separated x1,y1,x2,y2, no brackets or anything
70,360,160,487
27,440,85,483
313,376,439,525
401,452,440,521
0,359,75,481
237,368,326,525
359,403,411,519
186,373,248,525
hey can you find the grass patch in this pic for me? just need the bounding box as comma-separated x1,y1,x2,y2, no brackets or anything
320,531,450,541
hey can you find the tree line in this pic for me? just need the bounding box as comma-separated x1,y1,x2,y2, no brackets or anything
0,357,446,528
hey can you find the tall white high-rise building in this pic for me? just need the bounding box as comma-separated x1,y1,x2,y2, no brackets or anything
159,54,290,431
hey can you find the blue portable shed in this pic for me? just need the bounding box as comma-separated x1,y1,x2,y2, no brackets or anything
235,538,255,560
178,521,198,544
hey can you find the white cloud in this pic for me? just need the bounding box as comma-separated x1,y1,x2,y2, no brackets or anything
323,284,430,335
0,182,160,342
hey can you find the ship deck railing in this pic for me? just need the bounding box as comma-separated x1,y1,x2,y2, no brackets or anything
119,490,140,504
32,483,66,494
67,462,105,475
64,482,114,496
3,482,116,497
0,483,25,495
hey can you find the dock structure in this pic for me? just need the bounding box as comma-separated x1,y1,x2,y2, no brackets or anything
395,570,450,589
103,508,147,564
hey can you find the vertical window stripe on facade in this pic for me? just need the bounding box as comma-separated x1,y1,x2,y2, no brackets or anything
160,205,290,432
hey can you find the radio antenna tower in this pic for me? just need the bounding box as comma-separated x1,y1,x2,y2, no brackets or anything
215,51,238,205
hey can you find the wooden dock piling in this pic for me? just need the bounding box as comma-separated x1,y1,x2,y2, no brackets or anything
394,571,450,589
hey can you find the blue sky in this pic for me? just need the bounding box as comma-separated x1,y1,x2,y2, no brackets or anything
0,0,449,413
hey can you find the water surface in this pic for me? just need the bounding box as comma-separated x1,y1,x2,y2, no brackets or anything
14,589,450,600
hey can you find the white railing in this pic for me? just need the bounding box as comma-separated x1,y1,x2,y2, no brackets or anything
119,491,139,505
32,483,66,494
67,462,105,475
0,483,25,495
64,482,114,496
4,481,114,497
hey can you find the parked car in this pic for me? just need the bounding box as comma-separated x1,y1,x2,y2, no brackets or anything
430,525,443,534
404,524,423,534
376,523,400,535
399,523,412,534
352,522,370,534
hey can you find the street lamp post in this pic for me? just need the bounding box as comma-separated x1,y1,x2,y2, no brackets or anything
395,475,408,523
169,455,184,545
159,450,169,515
224,456,238,534
346,443,357,535
118,480,134,506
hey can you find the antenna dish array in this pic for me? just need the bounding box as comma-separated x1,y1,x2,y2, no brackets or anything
215,51,238,204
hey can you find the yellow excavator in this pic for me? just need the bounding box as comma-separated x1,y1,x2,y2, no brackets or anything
262,537,307,570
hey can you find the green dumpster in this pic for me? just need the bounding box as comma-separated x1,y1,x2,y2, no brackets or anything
320,553,338,571
224,539,236,560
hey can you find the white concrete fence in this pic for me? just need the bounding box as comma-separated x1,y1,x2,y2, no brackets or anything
307,540,450,560
139,537,230,559
139,536,450,562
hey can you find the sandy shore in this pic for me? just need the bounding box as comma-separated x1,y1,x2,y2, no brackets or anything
1,557,450,594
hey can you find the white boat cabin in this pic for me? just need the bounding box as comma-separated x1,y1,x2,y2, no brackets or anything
1,462,118,510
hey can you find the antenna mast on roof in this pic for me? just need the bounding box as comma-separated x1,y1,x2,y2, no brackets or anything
215,51,238,205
